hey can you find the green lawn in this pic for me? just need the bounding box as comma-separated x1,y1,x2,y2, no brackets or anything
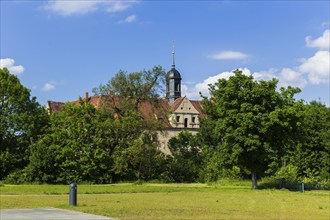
1,183,329,219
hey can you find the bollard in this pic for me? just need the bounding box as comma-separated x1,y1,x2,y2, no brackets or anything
69,183,77,206
300,182,304,192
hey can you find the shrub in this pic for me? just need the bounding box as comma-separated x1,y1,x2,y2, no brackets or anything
259,176,330,190
275,164,299,182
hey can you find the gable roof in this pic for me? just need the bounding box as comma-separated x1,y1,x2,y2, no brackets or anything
47,94,204,128
190,100,205,119
170,96,185,112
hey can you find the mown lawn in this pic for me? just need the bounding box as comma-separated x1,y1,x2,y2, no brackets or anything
1,182,329,219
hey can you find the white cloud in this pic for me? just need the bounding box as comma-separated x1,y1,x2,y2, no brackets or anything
182,68,252,99
209,51,248,60
278,68,307,88
299,50,330,84
43,0,138,16
106,1,136,13
43,82,56,91
0,58,25,75
305,29,330,49
118,14,137,24
252,68,277,82
183,30,329,100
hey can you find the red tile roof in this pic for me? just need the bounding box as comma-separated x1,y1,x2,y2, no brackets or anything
190,100,205,119
170,97,185,112
47,95,203,128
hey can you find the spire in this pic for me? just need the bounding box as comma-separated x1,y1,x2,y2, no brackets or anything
172,41,175,68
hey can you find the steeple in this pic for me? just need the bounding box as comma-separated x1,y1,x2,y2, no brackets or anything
172,42,175,68
166,44,182,103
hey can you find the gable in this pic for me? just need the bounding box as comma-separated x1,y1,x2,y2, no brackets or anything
172,96,199,114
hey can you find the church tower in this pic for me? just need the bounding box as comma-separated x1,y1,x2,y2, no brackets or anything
166,47,182,103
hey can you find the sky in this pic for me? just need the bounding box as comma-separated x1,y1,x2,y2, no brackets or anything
1,0,329,106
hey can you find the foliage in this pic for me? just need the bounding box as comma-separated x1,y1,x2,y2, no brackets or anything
199,70,303,189
259,176,330,191
274,164,299,182
167,131,202,182
2,65,328,187
93,66,166,112
288,101,330,180
0,68,49,180
25,100,114,183
24,67,169,184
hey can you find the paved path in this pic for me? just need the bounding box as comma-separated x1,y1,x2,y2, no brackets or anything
0,208,117,220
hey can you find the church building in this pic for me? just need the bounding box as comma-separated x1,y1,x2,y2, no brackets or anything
47,50,204,154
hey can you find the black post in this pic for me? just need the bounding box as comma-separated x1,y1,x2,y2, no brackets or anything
69,183,77,206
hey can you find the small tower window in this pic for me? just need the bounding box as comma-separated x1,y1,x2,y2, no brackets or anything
175,82,179,91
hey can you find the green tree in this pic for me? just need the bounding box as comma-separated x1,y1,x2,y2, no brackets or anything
167,131,202,182
289,101,330,180
92,66,169,181
26,100,114,183
200,70,303,189
27,66,169,183
0,68,49,179
93,66,166,113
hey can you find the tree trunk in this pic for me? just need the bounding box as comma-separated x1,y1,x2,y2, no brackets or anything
251,170,258,190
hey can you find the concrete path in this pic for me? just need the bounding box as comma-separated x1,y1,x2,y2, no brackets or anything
0,208,117,220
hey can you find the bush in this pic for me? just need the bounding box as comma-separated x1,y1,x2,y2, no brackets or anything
275,165,299,182
259,176,330,191
3,169,28,184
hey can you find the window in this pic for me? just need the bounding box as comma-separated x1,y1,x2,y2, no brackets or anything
175,82,180,91
176,116,180,123
184,118,188,128
192,116,195,123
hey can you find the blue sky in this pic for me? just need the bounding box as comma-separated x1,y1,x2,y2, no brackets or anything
1,1,329,106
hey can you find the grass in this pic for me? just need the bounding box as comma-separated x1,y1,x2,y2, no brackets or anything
1,182,329,219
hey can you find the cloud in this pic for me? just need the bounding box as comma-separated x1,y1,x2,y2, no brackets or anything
43,0,138,16
106,1,136,13
0,58,25,75
118,14,137,24
183,30,329,100
252,68,277,82
278,68,307,88
209,51,248,60
305,29,330,49
299,50,330,84
42,82,56,91
182,68,252,99
182,66,312,100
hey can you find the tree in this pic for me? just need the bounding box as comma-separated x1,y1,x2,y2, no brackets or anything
167,131,202,182
26,65,169,183
0,68,49,179
200,70,303,189
289,101,330,180
26,100,114,183
91,66,169,182
93,66,166,113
